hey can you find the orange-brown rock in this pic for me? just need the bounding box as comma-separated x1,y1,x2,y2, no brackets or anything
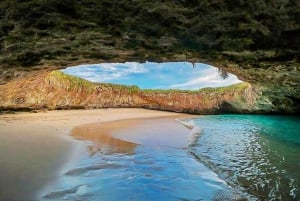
0,71,270,114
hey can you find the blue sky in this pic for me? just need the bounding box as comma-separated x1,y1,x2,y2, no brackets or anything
61,62,242,90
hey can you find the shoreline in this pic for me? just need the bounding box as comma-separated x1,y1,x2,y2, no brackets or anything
0,108,192,200
41,111,235,201
71,114,194,152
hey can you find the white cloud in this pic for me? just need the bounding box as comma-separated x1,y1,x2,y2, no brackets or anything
62,62,243,89
62,62,148,83
96,63,117,71
169,69,242,90
121,62,148,74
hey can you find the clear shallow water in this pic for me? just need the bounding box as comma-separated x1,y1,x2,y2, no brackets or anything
188,115,300,200
41,118,245,201
41,115,299,201
43,146,244,201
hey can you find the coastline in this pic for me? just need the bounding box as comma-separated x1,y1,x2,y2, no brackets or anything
39,111,234,201
0,108,191,200
71,114,194,152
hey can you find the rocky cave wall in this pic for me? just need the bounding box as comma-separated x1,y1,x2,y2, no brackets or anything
0,0,299,113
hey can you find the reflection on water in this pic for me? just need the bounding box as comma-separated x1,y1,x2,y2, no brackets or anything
43,118,246,201
189,115,300,200
71,123,137,155
43,147,243,201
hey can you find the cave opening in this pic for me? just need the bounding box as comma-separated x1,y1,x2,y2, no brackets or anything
60,62,243,90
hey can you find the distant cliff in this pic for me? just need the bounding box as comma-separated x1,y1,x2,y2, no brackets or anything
0,71,279,114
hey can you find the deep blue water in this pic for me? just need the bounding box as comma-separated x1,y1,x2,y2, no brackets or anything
189,115,300,200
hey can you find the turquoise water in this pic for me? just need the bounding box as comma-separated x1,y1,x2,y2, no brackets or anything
189,115,300,200
42,115,299,201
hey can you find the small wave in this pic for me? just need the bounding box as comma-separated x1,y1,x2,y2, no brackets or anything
188,127,202,147
43,185,84,200
212,190,247,201
176,118,202,148
175,118,197,129
65,163,123,176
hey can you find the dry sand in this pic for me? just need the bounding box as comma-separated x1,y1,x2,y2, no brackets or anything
0,108,192,200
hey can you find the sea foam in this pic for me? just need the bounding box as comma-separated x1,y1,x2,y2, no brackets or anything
175,118,202,147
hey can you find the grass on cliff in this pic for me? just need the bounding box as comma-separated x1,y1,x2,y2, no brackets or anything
198,82,250,93
143,82,249,94
50,70,249,95
50,71,140,93
50,71,96,93
99,83,140,93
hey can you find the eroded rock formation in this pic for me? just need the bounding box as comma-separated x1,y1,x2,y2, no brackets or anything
0,71,279,114
0,1,299,113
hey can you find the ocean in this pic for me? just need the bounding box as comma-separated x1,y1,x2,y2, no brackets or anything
187,115,300,200
42,115,300,201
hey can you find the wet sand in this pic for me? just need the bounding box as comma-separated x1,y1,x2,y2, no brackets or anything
0,108,185,201
71,116,192,155
44,113,236,201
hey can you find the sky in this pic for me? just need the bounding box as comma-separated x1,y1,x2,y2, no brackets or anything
61,62,243,90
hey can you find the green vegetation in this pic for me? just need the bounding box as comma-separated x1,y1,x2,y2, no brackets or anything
50,71,141,94
50,70,96,93
99,83,140,93
199,82,250,93
143,82,249,94
51,70,249,96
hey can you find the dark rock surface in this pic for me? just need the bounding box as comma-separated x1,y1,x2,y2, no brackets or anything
0,1,299,113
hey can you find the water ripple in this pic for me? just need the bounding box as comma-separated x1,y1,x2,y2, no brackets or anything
187,115,300,200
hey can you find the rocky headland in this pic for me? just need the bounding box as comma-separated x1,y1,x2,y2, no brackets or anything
0,71,280,114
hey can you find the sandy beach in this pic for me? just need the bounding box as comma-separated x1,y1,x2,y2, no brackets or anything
71,116,192,151
0,108,191,200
